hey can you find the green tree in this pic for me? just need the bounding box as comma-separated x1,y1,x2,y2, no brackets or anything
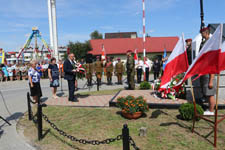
64,41,92,61
90,30,103,39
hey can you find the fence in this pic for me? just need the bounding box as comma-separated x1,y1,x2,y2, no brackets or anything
27,92,140,150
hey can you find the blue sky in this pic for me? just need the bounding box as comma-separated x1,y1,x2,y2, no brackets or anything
0,0,225,51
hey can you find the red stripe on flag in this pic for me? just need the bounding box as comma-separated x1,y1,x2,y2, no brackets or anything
160,52,188,88
183,49,221,82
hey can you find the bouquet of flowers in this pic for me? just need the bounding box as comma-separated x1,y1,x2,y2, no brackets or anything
151,73,185,100
72,62,86,80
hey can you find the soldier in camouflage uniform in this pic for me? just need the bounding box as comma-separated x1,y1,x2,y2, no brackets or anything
105,57,113,85
94,56,103,85
126,50,135,90
84,63,93,86
199,27,216,115
115,58,124,84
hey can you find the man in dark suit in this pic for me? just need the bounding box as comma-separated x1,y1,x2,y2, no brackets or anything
63,53,78,102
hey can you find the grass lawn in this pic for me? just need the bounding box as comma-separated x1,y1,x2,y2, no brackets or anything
18,107,225,150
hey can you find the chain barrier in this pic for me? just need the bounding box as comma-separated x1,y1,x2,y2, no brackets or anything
42,113,122,145
129,136,140,150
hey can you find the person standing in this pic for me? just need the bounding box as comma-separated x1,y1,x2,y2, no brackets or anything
20,64,27,80
48,57,60,99
94,56,103,85
36,63,43,77
144,57,152,82
63,53,78,102
42,61,49,78
105,57,113,85
2,64,8,82
115,58,124,84
7,64,13,81
126,50,135,90
136,56,144,83
199,27,216,115
58,59,64,78
153,59,161,80
185,38,193,65
28,60,42,103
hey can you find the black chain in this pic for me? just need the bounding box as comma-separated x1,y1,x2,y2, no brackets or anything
129,136,140,150
42,113,122,145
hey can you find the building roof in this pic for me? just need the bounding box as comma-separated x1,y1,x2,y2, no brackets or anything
89,36,179,55
105,32,137,39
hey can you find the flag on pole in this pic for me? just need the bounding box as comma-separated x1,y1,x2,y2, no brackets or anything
219,41,225,71
160,34,189,89
134,49,138,64
162,47,167,70
175,24,223,87
101,44,106,60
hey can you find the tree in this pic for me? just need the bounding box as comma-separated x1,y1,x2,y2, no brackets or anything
64,41,92,61
90,30,103,39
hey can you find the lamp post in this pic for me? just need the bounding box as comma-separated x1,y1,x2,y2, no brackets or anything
200,0,205,29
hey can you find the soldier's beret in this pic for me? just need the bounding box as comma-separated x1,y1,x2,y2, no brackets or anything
96,56,100,58
185,39,192,42
117,58,121,60
200,27,210,33
127,50,132,53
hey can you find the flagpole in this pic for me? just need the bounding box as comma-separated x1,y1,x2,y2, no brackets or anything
142,0,146,81
190,80,197,133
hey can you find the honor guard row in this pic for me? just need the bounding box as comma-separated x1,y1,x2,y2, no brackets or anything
83,54,125,86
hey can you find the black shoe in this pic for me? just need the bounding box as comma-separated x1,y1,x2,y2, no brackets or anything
73,97,79,102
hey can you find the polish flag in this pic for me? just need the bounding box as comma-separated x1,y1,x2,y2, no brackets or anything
134,49,138,64
176,24,223,87
160,34,189,89
219,41,225,71
101,44,106,60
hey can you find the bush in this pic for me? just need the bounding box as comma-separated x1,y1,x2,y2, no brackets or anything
178,103,204,121
140,81,151,90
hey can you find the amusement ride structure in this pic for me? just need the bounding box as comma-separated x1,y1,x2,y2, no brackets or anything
16,0,58,62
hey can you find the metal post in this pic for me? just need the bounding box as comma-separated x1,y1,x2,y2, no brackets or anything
37,96,42,141
122,124,130,150
97,78,99,91
60,67,63,92
27,92,32,121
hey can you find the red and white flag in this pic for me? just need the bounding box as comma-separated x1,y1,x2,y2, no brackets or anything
134,49,138,64
176,24,223,87
219,41,225,71
160,34,189,89
101,44,106,60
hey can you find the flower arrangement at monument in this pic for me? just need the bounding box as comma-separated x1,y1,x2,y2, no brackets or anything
151,73,186,100
117,95,149,119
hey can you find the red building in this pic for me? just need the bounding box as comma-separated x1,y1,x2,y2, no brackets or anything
89,36,179,60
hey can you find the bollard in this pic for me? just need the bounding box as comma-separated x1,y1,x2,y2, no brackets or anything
37,96,42,141
27,92,32,121
122,124,130,150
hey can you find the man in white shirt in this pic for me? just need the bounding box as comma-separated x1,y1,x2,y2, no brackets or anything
136,56,144,83
144,57,152,82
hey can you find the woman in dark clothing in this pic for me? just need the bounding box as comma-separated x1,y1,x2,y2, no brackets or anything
48,57,60,99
